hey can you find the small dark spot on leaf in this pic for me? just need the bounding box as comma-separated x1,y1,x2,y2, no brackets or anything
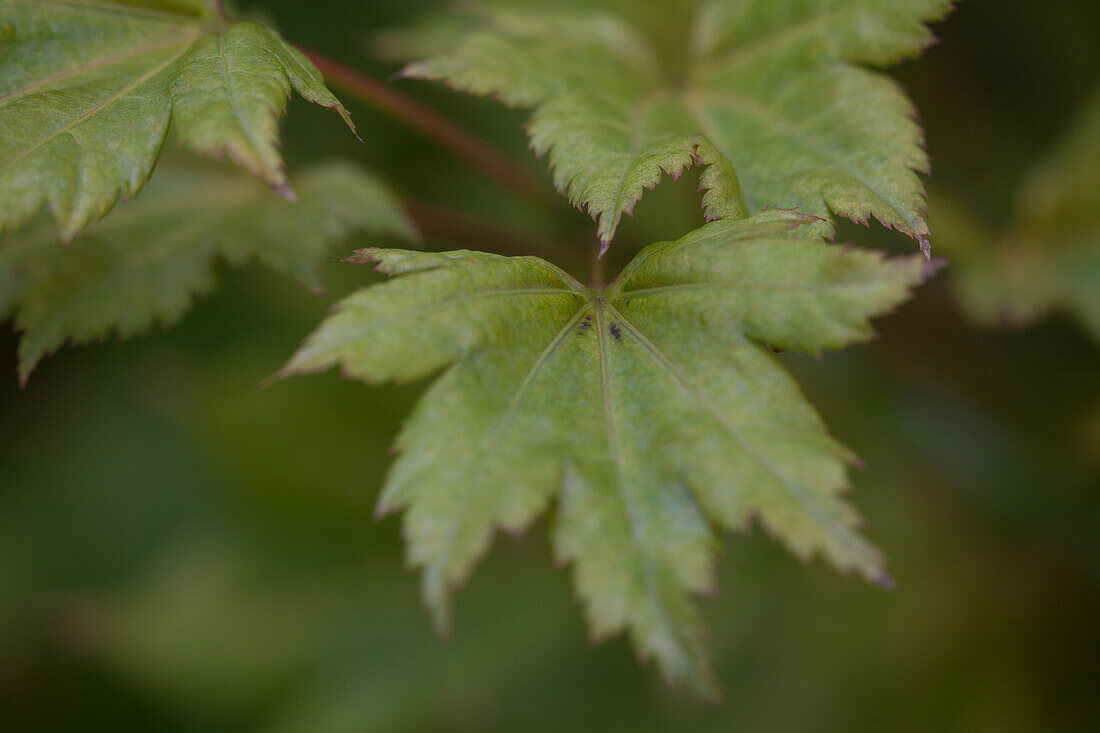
609,323,622,341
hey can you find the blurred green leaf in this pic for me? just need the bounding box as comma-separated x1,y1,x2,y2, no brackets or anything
2,160,415,382
938,87,1100,341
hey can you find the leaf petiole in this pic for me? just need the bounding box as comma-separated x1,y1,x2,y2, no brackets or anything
296,46,555,211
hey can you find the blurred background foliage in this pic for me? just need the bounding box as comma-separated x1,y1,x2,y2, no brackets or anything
1,0,1098,730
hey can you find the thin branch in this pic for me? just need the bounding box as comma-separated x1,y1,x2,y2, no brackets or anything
297,46,554,209
211,0,230,23
402,199,576,264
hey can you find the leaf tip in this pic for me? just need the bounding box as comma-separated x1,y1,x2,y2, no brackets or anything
16,363,34,390
373,487,402,519
334,105,360,141
275,182,298,202
256,370,285,391
873,570,898,592
676,658,723,703
398,61,431,81
340,247,383,264
918,235,932,261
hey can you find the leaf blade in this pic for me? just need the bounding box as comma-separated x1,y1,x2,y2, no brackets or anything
404,0,950,251
0,1,354,238
282,216,929,695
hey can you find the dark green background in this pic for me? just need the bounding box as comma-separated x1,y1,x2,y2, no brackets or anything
2,1,1098,730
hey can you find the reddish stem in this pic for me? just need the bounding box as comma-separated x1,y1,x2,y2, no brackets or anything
298,47,553,209
211,0,230,22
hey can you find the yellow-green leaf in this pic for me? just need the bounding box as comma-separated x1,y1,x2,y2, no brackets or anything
281,213,929,696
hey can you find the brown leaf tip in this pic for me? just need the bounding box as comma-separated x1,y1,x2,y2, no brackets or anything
918,235,932,261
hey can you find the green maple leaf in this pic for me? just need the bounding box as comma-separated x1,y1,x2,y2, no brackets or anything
403,0,950,254
280,213,929,696
1,160,416,383
939,88,1100,342
0,0,355,240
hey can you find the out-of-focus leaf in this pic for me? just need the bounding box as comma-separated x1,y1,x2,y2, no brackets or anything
2,160,416,382
403,0,950,252
281,212,928,696
941,88,1100,341
0,0,355,239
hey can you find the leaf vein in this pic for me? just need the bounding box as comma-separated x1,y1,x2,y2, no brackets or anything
594,303,681,657
0,38,190,104
216,34,269,174
431,302,593,582
607,303,858,550
0,41,192,176
617,280,887,299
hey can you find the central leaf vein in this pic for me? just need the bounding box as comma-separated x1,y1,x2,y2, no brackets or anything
594,302,681,658
433,301,592,578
